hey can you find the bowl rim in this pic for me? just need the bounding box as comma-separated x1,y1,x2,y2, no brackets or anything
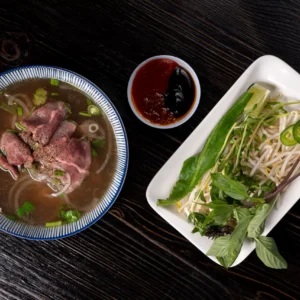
0,65,129,240
127,55,201,129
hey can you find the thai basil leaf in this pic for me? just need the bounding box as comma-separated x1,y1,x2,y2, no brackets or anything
207,236,229,257
188,212,208,236
157,92,253,205
216,256,229,268
227,215,253,267
247,201,275,238
233,207,252,223
203,202,233,227
255,236,287,269
211,173,249,201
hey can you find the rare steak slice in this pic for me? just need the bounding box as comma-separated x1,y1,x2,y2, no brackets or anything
20,101,67,146
0,132,33,168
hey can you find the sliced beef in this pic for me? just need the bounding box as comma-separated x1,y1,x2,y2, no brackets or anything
56,139,91,174
33,136,69,163
56,139,91,193
0,132,33,168
0,154,19,179
20,101,67,146
33,121,77,164
19,131,39,150
50,121,76,143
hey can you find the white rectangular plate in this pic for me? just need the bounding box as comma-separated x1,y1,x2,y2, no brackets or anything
146,55,300,267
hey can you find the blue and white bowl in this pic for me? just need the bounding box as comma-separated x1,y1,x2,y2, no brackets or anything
0,65,129,240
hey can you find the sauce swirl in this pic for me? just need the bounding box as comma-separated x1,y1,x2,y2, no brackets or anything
131,58,195,125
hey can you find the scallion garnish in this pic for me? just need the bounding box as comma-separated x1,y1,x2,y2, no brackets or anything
6,129,19,133
79,112,92,117
86,98,93,106
51,92,59,96
46,220,62,227
16,201,35,217
17,106,23,116
33,88,47,106
92,139,105,148
64,103,72,114
6,215,17,221
50,79,59,86
91,148,97,157
30,106,37,114
54,169,65,177
15,122,27,131
88,105,101,116
60,210,80,223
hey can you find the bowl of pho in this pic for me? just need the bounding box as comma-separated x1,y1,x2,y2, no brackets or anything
0,66,128,240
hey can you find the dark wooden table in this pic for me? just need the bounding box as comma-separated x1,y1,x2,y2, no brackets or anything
0,1,300,299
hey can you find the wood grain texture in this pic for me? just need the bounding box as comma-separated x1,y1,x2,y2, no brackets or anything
0,0,300,299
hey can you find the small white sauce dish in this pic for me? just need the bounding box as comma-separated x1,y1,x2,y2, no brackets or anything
127,55,201,129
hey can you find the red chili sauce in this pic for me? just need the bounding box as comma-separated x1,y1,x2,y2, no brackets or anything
131,58,195,125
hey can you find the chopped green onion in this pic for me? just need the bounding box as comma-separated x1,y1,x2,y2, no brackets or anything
46,220,62,227
15,122,27,131
17,106,23,116
1,149,6,156
30,162,38,170
92,139,105,148
54,169,65,177
91,148,97,157
16,201,35,217
50,79,59,86
59,193,65,199
0,102,17,114
79,112,92,117
51,92,59,96
33,88,47,106
60,210,80,223
86,98,93,106
64,103,72,114
88,105,101,116
6,129,19,133
52,178,62,185
6,215,17,221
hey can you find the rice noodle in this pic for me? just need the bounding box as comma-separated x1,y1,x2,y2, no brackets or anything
51,173,71,197
8,95,30,116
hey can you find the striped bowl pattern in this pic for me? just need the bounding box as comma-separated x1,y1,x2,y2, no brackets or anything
0,66,129,240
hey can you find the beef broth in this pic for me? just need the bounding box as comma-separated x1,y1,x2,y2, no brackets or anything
0,79,117,225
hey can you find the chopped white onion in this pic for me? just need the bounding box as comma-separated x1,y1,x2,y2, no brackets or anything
51,173,71,197
28,168,48,182
8,95,30,116
96,135,112,174
89,123,99,133
78,120,105,140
